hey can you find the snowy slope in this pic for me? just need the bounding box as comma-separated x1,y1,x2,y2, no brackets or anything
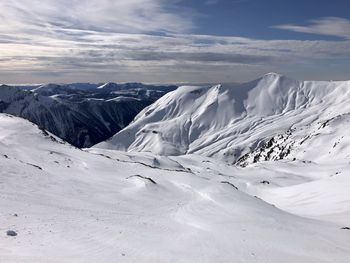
96,73,350,165
236,110,350,166
1,113,350,262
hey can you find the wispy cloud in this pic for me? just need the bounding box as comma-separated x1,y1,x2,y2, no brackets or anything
0,0,194,34
0,2,350,83
273,17,350,39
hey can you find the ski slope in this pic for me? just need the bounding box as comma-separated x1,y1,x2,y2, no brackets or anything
1,114,350,262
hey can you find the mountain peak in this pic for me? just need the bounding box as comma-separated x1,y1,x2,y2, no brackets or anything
97,82,118,90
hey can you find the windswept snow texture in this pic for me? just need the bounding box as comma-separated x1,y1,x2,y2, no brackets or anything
1,113,350,262
0,82,177,147
97,73,350,165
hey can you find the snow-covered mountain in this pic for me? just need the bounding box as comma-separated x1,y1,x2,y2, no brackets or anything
97,73,350,165
0,83,177,147
1,113,350,262
2,74,350,262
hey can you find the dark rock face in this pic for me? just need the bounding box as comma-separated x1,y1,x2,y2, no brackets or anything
0,83,177,147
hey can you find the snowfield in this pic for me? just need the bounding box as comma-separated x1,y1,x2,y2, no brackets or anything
1,73,350,262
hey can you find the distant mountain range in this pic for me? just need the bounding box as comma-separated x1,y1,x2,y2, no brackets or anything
0,82,177,147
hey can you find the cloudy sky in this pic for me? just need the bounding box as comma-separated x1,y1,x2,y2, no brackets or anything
1,0,350,84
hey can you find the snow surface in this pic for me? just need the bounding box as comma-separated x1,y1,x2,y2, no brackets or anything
1,113,350,262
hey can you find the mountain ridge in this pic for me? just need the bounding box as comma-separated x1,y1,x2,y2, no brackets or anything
95,73,350,165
